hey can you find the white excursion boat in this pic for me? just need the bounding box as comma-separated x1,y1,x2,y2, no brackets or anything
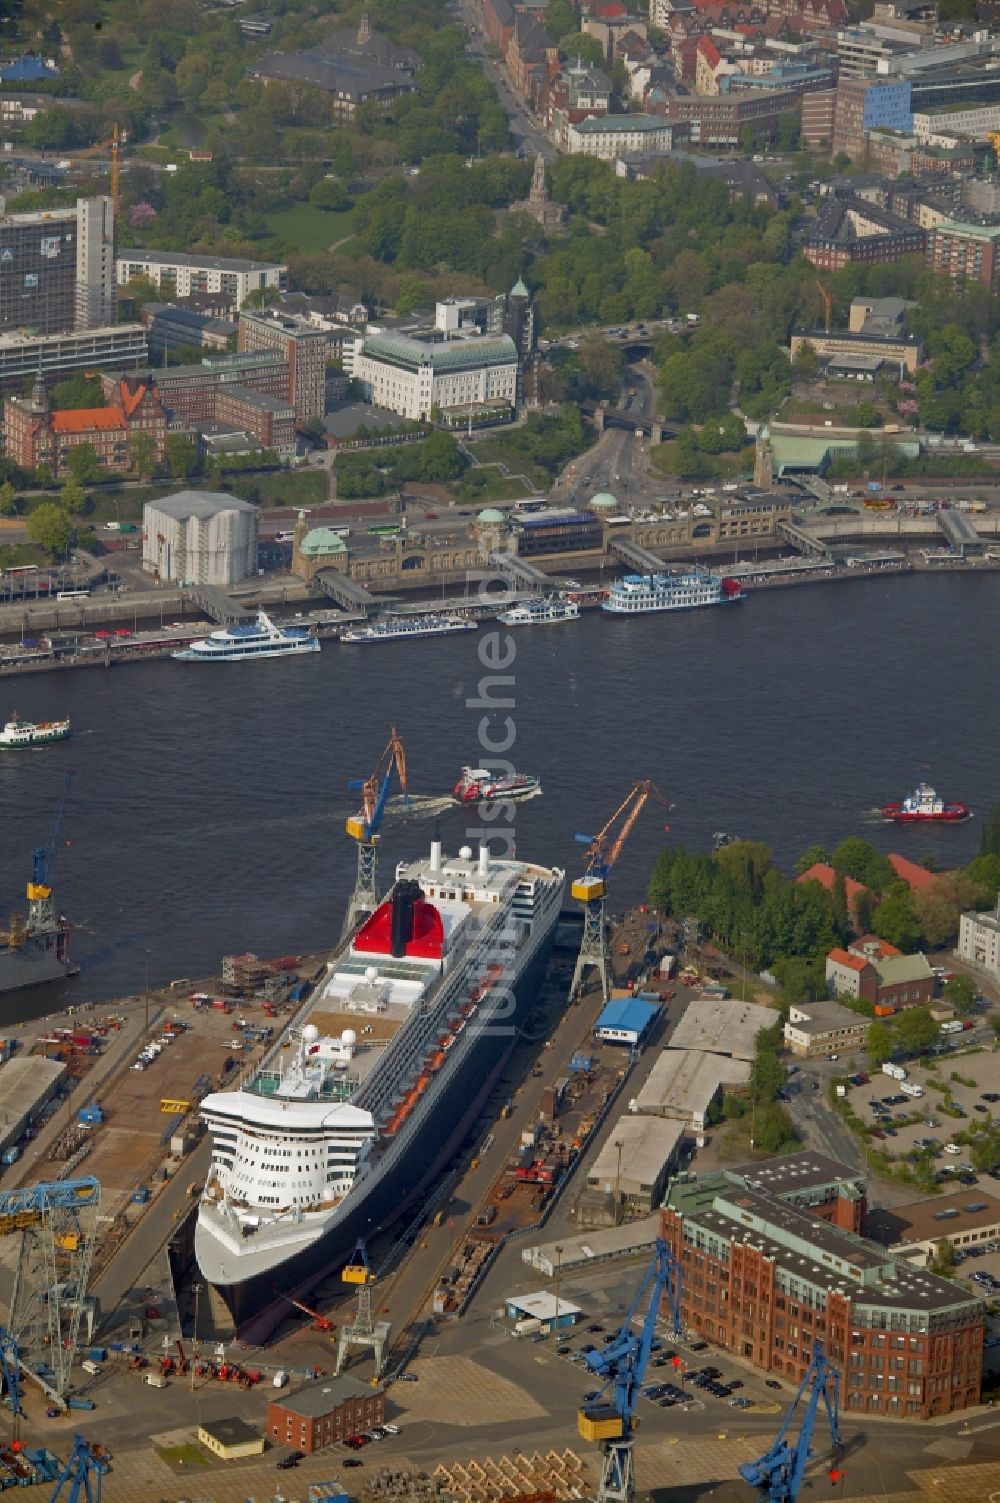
602,570,746,615
172,611,320,662
0,714,71,749
341,616,478,644
497,595,580,627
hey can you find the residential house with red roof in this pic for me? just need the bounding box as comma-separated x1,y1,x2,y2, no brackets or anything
795,862,872,926
887,854,941,895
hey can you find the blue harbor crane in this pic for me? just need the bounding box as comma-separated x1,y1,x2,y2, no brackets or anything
48,1434,108,1503
577,1238,682,1503
27,772,73,936
570,781,671,1001
739,1344,843,1503
342,727,409,940
0,1326,24,1445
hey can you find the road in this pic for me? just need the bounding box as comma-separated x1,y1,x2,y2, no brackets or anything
451,0,558,162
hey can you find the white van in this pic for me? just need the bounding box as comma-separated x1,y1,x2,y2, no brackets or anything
944,1143,961,1155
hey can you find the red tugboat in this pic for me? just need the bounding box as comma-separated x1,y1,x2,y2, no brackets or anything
452,767,541,804
881,781,970,823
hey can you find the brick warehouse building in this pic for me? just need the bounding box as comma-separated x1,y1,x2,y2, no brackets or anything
661,1153,983,1419
267,1375,384,1453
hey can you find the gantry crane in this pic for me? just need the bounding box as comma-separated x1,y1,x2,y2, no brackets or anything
49,1434,108,1503
814,278,833,334
578,1238,682,1503
570,781,672,1000
4,1176,101,1405
342,727,409,940
0,1327,24,1447
27,772,73,940
336,1238,390,1376
739,1344,843,1503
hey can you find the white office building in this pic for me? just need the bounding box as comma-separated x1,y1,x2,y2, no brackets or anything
566,113,676,160
143,490,259,587
116,250,287,310
958,905,1000,983
353,330,519,421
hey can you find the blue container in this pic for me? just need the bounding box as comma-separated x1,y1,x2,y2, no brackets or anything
89,1349,107,1363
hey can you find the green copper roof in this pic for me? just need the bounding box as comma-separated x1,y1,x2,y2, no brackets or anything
477,507,505,522
591,491,619,509
361,331,518,373
300,527,348,557
511,277,529,298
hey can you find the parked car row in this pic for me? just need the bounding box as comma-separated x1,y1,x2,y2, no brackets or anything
277,1423,400,1471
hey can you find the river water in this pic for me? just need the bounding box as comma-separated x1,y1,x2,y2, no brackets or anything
0,571,995,1025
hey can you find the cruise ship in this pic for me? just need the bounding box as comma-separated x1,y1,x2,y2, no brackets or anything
602,570,745,615
194,838,565,1338
172,611,320,661
497,596,580,627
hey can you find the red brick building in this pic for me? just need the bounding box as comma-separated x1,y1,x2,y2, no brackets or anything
215,385,296,455
661,1154,983,1419
4,375,167,476
267,1376,384,1454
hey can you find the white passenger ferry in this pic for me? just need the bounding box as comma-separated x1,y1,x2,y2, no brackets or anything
195,837,564,1339
341,615,477,644
602,570,746,615
172,611,320,661
497,595,580,627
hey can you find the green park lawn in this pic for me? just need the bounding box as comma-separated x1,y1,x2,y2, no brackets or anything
261,202,357,255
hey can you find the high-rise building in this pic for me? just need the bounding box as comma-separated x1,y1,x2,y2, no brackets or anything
237,310,326,421
75,195,115,330
0,196,114,335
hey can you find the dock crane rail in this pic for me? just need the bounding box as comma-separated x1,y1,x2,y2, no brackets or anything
739,1342,843,1503
577,1237,682,1503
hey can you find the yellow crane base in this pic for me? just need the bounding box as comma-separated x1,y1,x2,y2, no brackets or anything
161,1099,191,1114
572,876,606,903
578,1406,624,1443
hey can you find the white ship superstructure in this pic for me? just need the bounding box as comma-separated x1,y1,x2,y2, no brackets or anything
195,839,564,1324
602,570,745,614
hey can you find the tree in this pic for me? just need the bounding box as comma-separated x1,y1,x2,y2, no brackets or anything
872,882,923,952
309,177,351,213
980,805,1000,859
831,837,894,893
972,1128,1000,1173
578,334,624,400
931,1237,957,1277
0,481,15,516
129,431,156,481
832,869,848,931
943,974,977,1015
854,888,875,936
59,479,85,514
165,434,199,480
794,844,829,876
27,502,73,557
66,443,101,485
866,1020,895,1066
894,1007,938,1056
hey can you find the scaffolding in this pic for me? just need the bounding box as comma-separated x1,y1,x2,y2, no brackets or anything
4,1178,101,1405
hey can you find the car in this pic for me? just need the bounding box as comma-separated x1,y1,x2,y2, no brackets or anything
584,1390,601,1402
728,1379,744,1389
765,1379,782,1390
93,629,112,640
885,1127,898,1137
277,1451,304,1469
828,1053,840,1061
857,1072,870,1084
731,1397,752,1409
588,1324,605,1333
343,1459,365,1469
580,1343,597,1354
871,1130,886,1139
396,1372,419,1382
984,1094,1000,1104
370,1428,387,1440
382,1423,400,1436
976,1104,989,1113
424,511,438,519
658,1397,676,1408
556,1345,572,1356
114,627,131,638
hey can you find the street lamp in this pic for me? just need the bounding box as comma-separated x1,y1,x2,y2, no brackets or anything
614,1139,624,1225
554,1243,563,1335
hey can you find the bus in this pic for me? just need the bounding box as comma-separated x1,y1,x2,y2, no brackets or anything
2,565,38,579
56,589,90,600
367,523,401,537
513,499,545,514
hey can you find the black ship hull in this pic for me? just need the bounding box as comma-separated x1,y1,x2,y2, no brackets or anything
205,939,554,1343
0,931,75,995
